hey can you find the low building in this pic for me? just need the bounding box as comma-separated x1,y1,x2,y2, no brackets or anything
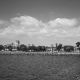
46,47,56,52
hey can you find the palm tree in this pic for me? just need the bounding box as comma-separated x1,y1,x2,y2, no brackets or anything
76,42,80,52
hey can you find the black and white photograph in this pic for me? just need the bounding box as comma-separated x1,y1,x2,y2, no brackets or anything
0,0,80,80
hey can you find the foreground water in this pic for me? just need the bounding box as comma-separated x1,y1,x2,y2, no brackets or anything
0,54,80,80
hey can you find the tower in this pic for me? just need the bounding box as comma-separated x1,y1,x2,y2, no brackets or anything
15,40,20,47
51,44,53,52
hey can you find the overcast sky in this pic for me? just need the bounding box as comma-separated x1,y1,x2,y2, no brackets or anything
0,0,80,46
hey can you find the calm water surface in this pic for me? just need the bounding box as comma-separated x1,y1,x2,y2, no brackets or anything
0,54,80,80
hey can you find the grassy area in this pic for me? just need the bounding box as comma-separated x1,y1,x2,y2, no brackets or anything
0,54,80,80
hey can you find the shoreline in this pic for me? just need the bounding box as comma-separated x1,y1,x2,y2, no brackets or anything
0,51,80,55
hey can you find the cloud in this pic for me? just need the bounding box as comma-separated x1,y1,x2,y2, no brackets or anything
11,16,40,27
0,16,47,38
46,18,78,37
0,16,79,39
48,18,77,28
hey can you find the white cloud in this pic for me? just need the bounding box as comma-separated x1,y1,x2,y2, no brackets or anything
11,16,40,27
48,18,77,28
0,16,47,38
0,16,79,39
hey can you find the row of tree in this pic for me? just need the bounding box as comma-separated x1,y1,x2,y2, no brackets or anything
0,42,80,52
0,44,46,52
18,44,46,52
56,44,74,52
56,42,80,52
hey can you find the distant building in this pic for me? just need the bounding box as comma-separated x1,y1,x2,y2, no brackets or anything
46,46,56,52
14,40,20,47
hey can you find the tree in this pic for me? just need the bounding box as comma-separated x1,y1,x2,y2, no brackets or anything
5,44,12,51
0,45,4,51
19,44,27,51
76,42,80,52
64,45,74,52
31,44,35,51
57,44,62,52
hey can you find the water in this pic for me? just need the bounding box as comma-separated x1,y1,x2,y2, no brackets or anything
0,54,80,80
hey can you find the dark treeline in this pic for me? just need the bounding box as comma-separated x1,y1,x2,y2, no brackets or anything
0,41,80,52
18,44,46,52
0,44,46,52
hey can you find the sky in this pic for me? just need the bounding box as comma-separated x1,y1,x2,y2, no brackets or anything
0,0,80,46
